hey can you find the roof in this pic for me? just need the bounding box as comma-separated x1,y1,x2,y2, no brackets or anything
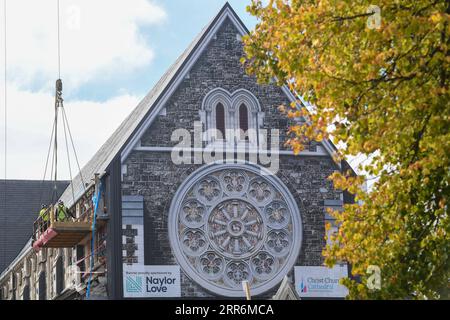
0,180,69,274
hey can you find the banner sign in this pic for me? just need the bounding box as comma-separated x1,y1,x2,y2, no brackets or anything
294,265,349,298
123,265,181,298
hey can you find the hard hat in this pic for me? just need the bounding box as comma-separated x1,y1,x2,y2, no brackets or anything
41,204,46,209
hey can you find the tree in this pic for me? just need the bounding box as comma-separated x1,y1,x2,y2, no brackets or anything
242,0,449,299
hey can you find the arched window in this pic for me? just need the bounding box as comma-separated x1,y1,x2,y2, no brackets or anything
38,272,46,300
215,103,226,139
22,285,30,300
202,88,262,144
56,256,64,296
239,104,249,140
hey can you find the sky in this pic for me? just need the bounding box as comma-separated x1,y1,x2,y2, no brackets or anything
0,0,260,180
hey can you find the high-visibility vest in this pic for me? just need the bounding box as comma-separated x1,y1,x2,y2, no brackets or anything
39,208,48,222
57,205,68,221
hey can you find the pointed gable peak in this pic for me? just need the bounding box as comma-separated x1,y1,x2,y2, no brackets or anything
211,2,249,36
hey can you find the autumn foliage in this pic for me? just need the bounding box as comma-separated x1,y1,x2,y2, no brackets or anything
242,0,449,299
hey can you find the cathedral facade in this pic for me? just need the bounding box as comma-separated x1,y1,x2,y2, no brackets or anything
117,4,346,299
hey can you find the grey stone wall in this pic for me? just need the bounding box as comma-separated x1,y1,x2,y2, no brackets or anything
140,17,298,150
122,151,341,297
121,17,342,298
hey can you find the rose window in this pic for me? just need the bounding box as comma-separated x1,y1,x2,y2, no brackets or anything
169,164,302,297
208,200,264,259
181,200,205,228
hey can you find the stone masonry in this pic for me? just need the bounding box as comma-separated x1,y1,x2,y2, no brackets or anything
121,17,342,298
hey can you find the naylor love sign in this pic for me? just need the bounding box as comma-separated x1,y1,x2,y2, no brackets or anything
123,265,181,298
294,265,349,298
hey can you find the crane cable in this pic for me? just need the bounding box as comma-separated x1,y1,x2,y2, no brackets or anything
39,0,87,206
54,0,87,201
38,117,56,206
53,0,61,201
57,0,61,80
62,106,86,195
61,99,75,204
2,0,7,274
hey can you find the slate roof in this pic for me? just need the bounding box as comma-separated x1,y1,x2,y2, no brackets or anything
59,4,238,209
0,180,69,274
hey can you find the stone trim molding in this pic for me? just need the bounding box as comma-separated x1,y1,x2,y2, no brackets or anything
132,146,329,156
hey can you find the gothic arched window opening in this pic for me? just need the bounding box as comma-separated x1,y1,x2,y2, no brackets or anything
202,88,262,145
215,103,226,139
239,103,249,141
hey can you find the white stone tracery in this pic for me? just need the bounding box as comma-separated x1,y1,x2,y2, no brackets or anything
201,88,263,146
169,163,302,297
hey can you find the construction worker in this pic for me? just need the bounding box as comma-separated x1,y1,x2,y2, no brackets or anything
39,204,48,222
38,204,49,234
56,200,70,222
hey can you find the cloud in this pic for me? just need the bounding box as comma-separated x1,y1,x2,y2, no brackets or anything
2,0,166,90
0,1,165,179
0,84,140,180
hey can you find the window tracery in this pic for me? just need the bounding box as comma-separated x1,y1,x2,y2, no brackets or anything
169,164,302,297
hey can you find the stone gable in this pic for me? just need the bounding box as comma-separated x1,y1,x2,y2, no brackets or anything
121,15,342,298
